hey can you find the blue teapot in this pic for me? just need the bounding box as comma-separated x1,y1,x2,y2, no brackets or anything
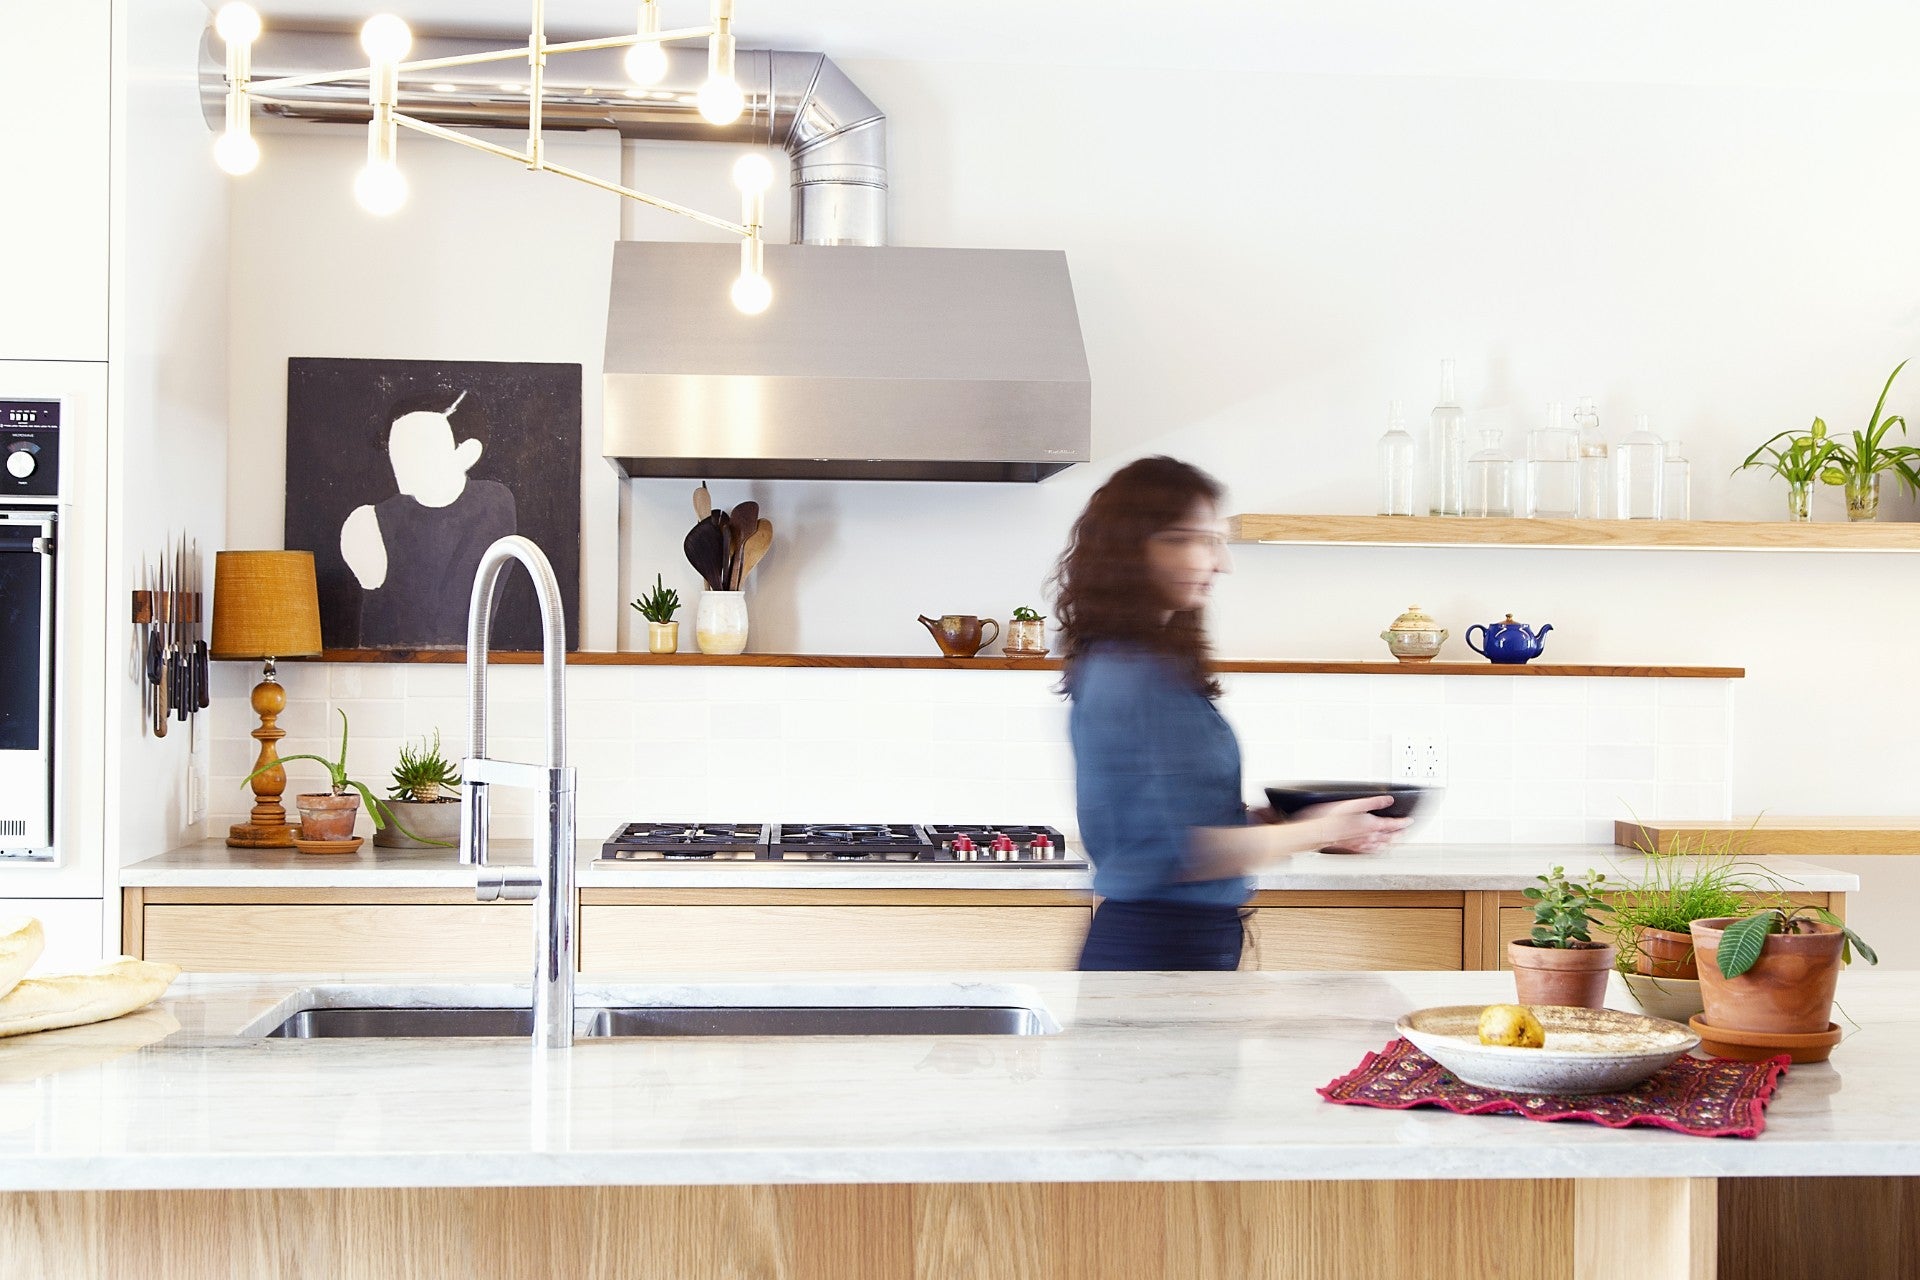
1466,614,1553,664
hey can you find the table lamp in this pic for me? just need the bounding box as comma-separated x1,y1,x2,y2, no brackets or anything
211,550,323,848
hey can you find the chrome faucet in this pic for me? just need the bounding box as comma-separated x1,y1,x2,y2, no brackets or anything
458,536,577,1049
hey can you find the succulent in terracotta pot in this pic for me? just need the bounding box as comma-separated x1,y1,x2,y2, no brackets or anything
1509,866,1615,1009
1691,905,1877,1037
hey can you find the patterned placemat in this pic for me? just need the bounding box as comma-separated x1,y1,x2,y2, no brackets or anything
1319,1038,1789,1138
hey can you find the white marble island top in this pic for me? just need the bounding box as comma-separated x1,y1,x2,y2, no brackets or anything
123,839,1859,893
0,968,1911,1191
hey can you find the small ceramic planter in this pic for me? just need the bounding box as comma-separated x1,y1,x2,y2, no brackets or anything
1508,939,1615,1009
372,797,461,849
1690,917,1845,1036
696,591,748,655
296,792,360,842
647,620,680,654
1005,617,1048,656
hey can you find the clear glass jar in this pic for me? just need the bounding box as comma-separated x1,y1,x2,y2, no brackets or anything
1526,401,1581,518
1464,428,1515,517
1377,399,1418,516
1573,395,1610,519
1427,359,1467,516
1786,480,1813,522
1615,413,1665,520
1660,439,1692,520
1846,473,1881,522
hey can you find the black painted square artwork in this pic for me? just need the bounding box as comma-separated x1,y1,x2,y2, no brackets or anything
284,357,581,652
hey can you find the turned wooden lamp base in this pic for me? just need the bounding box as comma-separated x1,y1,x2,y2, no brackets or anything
227,665,297,849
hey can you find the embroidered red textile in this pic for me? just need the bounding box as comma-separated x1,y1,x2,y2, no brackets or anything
1318,1038,1789,1139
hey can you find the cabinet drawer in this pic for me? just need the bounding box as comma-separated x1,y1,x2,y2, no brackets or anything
581,905,1091,973
1243,908,1463,971
142,904,530,973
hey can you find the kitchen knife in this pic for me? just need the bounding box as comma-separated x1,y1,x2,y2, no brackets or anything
152,552,169,738
173,539,190,720
193,540,210,711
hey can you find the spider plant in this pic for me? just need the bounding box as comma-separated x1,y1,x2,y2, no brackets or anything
1734,423,1836,520
1816,360,1918,520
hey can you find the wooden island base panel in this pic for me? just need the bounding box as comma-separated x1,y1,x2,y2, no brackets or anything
3,1177,1913,1280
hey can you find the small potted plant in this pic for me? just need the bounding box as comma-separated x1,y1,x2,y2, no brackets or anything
1692,905,1877,1038
372,730,462,849
631,574,681,654
1005,605,1048,657
1509,866,1614,1009
241,709,426,846
1734,421,1836,522
1611,824,1784,981
1815,359,1918,521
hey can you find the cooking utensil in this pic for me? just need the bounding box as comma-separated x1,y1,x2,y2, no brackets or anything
173,539,190,720
1396,1005,1698,1094
728,501,759,589
739,518,773,581
1264,781,1431,821
682,513,728,590
190,539,209,710
152,552,169,738
694,483,712,521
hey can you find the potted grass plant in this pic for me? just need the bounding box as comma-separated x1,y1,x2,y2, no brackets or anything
241,709,428,846
1509,866,1614,1009
1815,359,1918,521
631,574,681,654
1611,825,1786,981
372,730,462,849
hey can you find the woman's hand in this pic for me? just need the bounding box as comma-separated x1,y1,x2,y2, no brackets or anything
1292,795,1410,854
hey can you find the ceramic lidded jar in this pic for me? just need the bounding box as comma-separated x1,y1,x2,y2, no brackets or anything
1380,605,1449,663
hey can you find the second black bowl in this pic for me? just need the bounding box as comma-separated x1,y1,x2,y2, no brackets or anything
1264,781,1431,821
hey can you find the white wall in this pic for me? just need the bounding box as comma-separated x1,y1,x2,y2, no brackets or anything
219,15,1920,958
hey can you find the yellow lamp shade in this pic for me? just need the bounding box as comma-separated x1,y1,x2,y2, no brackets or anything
210,550,323,660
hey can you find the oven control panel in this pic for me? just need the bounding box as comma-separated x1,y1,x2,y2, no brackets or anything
0,400,59,501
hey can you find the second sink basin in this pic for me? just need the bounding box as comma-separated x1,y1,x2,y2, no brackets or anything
266,1004,1052,1039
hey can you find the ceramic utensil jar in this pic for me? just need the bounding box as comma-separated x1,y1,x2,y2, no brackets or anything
696,591,749,655
1380,605,1448,663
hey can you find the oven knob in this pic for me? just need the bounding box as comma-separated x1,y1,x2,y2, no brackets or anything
989,833,1017,861
5,448,34,479
950,834,977,861
1031,833,1054,859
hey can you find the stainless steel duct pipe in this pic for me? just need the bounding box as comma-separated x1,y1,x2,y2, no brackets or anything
198,28,887,246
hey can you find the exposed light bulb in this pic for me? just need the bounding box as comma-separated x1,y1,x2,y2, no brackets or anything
730,271,771,315
624,40,668,86
359,14,412,63
732,152,773,194
697,76,744,126
354,162,408,215
214,2,262,45
213,130,260,175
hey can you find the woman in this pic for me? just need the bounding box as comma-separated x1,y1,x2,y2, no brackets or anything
1054,456,1410,971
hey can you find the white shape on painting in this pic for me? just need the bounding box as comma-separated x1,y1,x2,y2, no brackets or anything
340,389,485,589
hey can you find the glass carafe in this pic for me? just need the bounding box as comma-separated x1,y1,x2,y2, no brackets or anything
1615,413,1665,520
1526,401,1581,518
1661,439,1692,520
1377,399,1417,516
1465,428,1515,517
1427,359,1467,516
1573,395,1610,519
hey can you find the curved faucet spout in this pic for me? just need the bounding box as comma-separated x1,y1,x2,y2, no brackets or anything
459,535,577,1050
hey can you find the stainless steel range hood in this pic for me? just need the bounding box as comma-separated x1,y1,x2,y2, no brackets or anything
603,241,1091,482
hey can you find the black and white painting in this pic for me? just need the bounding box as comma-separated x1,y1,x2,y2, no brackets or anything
284,357,581,652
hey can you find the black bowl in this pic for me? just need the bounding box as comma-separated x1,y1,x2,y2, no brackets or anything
1263,781,1431,821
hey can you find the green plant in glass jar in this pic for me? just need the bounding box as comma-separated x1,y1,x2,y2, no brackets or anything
1735,422,1836,522
1815,360,1918,522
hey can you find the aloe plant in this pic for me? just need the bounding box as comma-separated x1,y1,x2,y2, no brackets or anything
241,709,428,842
388,730,461,803
1714,904,1878,980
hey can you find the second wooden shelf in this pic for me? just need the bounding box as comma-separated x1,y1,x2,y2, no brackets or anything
1228,513,1920,552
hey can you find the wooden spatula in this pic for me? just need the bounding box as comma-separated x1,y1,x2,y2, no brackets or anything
728,501,759,588
694,483,712,520
683,515,727,590
739,518,774,582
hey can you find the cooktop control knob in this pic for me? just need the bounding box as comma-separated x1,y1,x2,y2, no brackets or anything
950,834,977,861
1030,833,1055,859
989,833,1017,861
5,447,34,479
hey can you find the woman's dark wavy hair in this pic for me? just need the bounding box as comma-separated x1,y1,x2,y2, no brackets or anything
1050,455,1224,699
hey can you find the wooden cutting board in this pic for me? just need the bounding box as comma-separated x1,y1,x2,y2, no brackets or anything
1616,817,1920,856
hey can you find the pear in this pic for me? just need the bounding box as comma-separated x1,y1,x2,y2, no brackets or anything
1477,1004,1546,1049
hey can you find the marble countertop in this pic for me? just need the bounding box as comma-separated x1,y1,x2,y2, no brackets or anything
0,968,1911,1191
121,839,1860,894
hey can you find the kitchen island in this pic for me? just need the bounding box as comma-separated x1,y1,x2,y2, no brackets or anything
0,968,1912,1279
119,840,1857,977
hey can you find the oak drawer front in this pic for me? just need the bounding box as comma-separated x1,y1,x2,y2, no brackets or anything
1242,908,1463,971
580,905,1091,973
142,904,530,973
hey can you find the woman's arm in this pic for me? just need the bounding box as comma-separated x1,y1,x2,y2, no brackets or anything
1180,796,1408,881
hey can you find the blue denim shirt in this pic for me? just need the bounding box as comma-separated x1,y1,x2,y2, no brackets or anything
1068,644,1253,907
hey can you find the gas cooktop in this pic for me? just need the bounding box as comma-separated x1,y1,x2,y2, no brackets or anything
599,822,1084,867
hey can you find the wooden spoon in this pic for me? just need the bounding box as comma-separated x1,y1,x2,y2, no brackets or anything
739,518,774,581
728,501,759,588
683,514,727,589
694,483,712,521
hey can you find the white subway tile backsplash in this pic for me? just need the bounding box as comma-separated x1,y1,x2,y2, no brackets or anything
1656,745,1731,789
1586,678,1657,709
1585,706,1656,746
1512,780,1587,821
1513,677,1587,707
1444,678,1514,706
1447,705,1516,744
1586,745,1658,780
1513,818,1590,844
1512,743,1585,781
1656,679,1732,709
1656,784,1731,821
1658,705,1731,746
328,666,408,699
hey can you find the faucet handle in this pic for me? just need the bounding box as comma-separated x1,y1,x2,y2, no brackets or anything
458,775,490,867
476,866,540,903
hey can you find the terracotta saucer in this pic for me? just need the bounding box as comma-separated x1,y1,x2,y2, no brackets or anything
1688,1013,1842,1064
291,835,365,856
1002,648,1051,659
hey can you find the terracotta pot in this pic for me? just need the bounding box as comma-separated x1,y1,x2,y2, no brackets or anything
1690,916,1844,1036
1631,926,1699,980
296,792,360,842
1508,939,1615,1010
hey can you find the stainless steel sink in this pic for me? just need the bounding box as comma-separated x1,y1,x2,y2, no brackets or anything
265,1004,1051,1039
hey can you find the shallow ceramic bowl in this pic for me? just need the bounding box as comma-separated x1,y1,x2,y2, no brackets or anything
1395,1005,1700,1095
1621,973,1707,1024
1265,782,1431,820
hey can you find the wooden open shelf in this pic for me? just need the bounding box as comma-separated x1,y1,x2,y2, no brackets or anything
1228,513,1920,551
291,650,1743,678
1618,817,1920,856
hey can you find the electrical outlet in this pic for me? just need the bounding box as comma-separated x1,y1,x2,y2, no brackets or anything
1391,733,1447,784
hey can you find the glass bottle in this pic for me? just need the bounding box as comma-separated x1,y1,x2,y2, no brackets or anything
1377,399,1418,516
1615,413,1665,520
1525,401,1581,518
1464,428,1515,517
1660,439,1692,520
1426,359,1467,516
1573,395,1610,519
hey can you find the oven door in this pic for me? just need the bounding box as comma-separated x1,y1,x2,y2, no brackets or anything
0,510,55,859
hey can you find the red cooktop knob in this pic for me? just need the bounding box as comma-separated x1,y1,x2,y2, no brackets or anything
951,834,977,853
989,834,1017,854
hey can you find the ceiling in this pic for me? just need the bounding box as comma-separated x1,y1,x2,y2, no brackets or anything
220,1,1920,89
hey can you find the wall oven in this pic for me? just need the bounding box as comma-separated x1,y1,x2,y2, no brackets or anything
0,399,60,861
